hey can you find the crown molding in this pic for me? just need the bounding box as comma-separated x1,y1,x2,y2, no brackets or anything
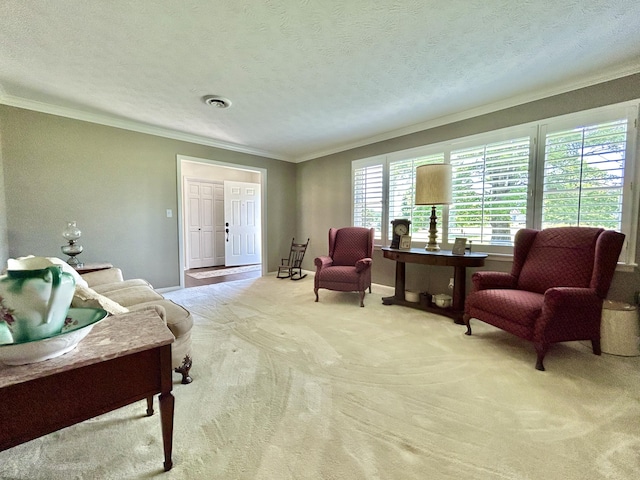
2,62,639,165
0,94,292,162
295,63,640,162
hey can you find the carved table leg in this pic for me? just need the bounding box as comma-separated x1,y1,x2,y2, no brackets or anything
174,355,193,384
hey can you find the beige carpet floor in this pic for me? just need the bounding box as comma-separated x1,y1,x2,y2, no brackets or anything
1,275,639,479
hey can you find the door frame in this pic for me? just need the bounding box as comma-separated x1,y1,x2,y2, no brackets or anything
176,154,267,289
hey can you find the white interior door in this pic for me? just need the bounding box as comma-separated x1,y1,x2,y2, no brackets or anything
213,184,225,265
185,179,219,269
224,180,261,266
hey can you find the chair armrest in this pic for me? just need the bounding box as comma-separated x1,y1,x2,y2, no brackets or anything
355,258,373,273
81,268,124,287
536,287,603,334
314,256,333,270
471,271,517,291
543,287,601,309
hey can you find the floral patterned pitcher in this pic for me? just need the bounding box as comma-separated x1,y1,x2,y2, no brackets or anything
0,257,76,344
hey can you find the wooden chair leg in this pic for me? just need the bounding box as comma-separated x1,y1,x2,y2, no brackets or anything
534,343,548,371
463,314,472,336
592,337,602,355
359,290,365,307
146,396,154,416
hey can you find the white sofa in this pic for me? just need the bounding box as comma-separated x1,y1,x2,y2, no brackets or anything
72,267,193,384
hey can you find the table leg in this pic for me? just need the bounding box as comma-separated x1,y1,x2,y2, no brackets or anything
452,266,466,324
383,261,406,305
395,261,406,299
159,391,174,472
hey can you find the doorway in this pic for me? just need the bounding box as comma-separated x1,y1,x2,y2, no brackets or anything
177,155,267,289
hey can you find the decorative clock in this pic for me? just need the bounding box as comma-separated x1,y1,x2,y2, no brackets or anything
390,219,411,249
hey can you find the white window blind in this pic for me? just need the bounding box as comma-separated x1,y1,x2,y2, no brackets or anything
449,137,530,245
353,162,384,240
352,102,638,263
542,119,627,230
388,153,444,242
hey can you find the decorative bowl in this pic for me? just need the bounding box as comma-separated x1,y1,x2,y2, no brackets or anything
0,307,108,365
433,294,453,308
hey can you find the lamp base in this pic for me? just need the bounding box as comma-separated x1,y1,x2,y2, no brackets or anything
425,205,441,252
62,242,84,268
66,256,84,268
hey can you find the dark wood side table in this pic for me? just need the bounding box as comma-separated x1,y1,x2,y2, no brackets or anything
73,262,114,274
0,310,175,471
381,247,487,324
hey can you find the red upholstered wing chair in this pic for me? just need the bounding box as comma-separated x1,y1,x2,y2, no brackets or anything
314,227,375,307
463,227,625,371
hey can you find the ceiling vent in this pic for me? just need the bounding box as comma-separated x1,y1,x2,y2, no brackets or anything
203,95,232,109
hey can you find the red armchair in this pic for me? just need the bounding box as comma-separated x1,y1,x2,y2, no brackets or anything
463,227,625,371
314,227,375,307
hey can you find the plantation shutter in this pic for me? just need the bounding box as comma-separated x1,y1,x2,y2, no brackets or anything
388,154,444,242
449,137,530,245
353,162,383,240
542,119,627,230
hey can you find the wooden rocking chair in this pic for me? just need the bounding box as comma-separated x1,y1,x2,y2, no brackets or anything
277,238,309,280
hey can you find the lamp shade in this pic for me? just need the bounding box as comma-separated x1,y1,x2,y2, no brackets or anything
415,164,452,205
62,221,81,241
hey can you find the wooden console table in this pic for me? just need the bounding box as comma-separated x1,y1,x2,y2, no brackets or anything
381,247,487,324
0,310,175,472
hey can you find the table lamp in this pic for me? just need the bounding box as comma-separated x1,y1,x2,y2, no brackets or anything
61,221,84,267
415,164,452,251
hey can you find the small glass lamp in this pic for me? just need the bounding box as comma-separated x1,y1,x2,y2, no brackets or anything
61,221,84,267
415,164,452,251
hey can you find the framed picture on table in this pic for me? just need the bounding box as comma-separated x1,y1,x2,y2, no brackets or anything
452,237,467,255
399,235,412,250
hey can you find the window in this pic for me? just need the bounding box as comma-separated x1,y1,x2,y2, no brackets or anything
449,136,531,245
388,153,444,243
353,159,384,241
352,102,638,265
539,118,628,230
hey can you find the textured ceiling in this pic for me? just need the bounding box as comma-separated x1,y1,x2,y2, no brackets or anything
1,1,640,162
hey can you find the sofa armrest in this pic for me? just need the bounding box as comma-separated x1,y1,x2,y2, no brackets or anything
81,268,124,287
127,304,169,327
